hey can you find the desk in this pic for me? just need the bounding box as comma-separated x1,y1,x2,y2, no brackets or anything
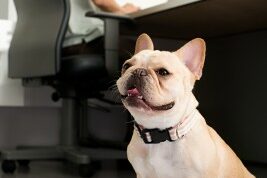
122,0,267,39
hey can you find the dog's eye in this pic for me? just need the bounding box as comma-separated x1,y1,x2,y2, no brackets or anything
156,68,170,76
122,63,132,71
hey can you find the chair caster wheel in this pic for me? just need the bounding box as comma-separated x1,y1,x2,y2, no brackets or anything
78,162,100,177
2,160,16,173
79,164,95,177
17,160,30,167
51,92,61,102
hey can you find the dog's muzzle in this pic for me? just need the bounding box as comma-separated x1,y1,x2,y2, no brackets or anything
121,68,175,111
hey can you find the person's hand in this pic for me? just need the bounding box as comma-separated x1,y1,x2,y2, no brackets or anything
120,3,140,14
92,0,140,14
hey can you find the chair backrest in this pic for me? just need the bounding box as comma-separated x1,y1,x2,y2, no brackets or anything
9,0,70,78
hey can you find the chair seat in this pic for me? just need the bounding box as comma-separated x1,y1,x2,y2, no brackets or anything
51,54,111,95
60,54,107,79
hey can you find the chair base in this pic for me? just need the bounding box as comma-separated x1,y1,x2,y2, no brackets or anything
1,98,127,174
1,145,126,163
1,145,126,174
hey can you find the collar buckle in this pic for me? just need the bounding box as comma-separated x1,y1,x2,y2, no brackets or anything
135,124,173,144
146,128,172,144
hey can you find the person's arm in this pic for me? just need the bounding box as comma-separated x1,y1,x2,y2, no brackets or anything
91,0,140,14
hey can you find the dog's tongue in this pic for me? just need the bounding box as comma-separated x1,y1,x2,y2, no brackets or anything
127,88,140,96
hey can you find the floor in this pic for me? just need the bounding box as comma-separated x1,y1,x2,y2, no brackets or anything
0,160,135,178
0,160,266,178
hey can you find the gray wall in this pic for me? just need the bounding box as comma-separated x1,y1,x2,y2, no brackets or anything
0,107,60,148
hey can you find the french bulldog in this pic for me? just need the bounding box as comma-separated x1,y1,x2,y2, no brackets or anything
116,34,255,178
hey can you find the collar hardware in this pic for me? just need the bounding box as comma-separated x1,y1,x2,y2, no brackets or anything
135,123,174,144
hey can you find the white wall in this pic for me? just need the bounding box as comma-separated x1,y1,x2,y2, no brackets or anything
8,0,17,21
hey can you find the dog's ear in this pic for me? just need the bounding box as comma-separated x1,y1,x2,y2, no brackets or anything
135,33,154,54
175,38,206,80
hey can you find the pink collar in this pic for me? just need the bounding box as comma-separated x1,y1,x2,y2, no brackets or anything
134,110,198,144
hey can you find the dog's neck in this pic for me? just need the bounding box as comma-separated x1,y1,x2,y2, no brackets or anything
132,93,200,143
134,109,199,144
132,92,199,129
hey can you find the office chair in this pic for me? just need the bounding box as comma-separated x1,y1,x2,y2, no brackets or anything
1,0,132,175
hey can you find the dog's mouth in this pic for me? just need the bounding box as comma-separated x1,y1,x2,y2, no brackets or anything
121,87,175,111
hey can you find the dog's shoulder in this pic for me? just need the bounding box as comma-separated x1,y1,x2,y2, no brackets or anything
207,126,254,178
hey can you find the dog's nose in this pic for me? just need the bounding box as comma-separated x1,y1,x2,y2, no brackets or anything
133,68,148,77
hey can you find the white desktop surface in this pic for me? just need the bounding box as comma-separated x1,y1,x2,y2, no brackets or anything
129,0,201,18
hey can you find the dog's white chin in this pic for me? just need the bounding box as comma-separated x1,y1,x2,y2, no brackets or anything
127,93,199,129
124,100,182,129
131,110,180,129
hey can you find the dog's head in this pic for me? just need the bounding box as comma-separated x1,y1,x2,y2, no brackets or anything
116,34,206,128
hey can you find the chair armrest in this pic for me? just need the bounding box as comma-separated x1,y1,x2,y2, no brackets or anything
85,10,134,79
86,10,134,22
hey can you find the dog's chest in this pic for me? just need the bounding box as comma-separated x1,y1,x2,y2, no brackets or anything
130,140,198,178
147,143,180,177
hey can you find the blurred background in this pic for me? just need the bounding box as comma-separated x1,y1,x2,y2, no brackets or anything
0,0,267,177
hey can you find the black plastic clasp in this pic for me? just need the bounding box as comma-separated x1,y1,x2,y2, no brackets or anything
141,128,172,144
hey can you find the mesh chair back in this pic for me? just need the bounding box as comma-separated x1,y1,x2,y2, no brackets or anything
9,0,70,78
